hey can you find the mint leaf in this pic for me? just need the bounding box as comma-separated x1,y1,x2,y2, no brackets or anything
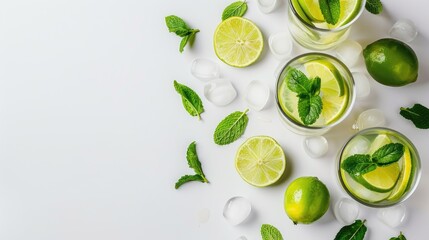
372,143,404,166
365,0,383,14
334,219,367,240
298,95,322,125
214,109,249,145
186,142,208,182
174,80,204,119
165,15,199,53
287,68,312,95
390,232,407,240
261,224,283,240
175,174,205,189
222,1,248,21
400,103,429,129
341,154,376,176
319,0,340,25
310,77,321,96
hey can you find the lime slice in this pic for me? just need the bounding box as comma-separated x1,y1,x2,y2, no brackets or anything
297,0,324,22
291,0,313,25
368,134,391,154
235,136,286,187
278,79,299,120
388,147,413,200
329,0,362,28
213,17,264,68
305,60,347,124
342,169,392,202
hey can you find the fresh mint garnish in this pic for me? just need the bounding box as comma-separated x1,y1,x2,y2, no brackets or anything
390,232,407,240
214,109,249,145
222,1,248,20
400,103,429,129
165,15,199,53
173,80,204,119
175,142,209,189
287,68,323,125
261,224,283,240
319,0,340,25
334,219,367,240
341,143,404,176
365,0,383,14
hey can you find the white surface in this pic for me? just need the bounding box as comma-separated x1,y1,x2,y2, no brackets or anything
0,0,428,239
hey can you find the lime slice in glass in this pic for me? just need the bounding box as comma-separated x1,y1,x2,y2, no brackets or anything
388,146,413,201
329,0,362,28
297,0,325,22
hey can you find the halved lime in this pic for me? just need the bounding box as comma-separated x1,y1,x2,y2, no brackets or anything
388,147,413,200
297,0,324,22
213,17,264,68
305,60,347,124
235,136,286,187
328,0,362,28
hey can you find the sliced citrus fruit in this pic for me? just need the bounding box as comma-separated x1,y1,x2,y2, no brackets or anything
235,136,286,187
305,60,347,124
341,169,392,202
328,0,362,28
297,0,324,22
388,146,413,200
213,17,264,68
291,0,313,25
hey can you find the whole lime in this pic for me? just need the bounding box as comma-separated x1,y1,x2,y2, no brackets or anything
363,38,418,87
284,176,330,224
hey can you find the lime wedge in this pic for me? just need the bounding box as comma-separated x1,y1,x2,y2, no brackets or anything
305,60,347,124
291,0,313,25
235,136,286,187
369,134,391,154
278,78,300,120
297,0,324,22
342,169,392,202
329,0,362,28
388,147,413,200
213,17,264,68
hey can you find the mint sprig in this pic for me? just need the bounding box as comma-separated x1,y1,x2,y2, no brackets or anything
214,109,249,145
341,143,404,176
319,0,340,25
390,232,407,240
334,219,367,240
174,80,204,119
400,103,429,129
365,0,383,14
287,68,323,125
222,1,248,21
175,142,209,189
165,15,199,53
261,224,283,240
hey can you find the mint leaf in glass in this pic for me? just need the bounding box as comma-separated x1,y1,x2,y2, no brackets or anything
287,68,312,95
261,224,283,240
214,109,249,145
372,143,404,166
400,103,429,129
341,154,376,176
319,0,340,25
334,219,367,240
173,80,204,119
365,0,383,14
298,95,322,125
222,1,248,21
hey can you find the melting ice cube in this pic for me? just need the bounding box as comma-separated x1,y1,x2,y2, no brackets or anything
334,40,362,67
303,136,329,158
346,135,371,155
269,32,293,60
257,0,278,14
333,198,360,225
389,19,418,43
223,196,252,226
245,80,270,111
377,204,407,228
204,79,237,106
352,109,386,131
191,58,220,81
352,72,371,99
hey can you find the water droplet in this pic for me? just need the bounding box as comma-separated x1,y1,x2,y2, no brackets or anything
204,79,237,106
389,19,418,43
191,58,220,81
245,80,270,111
333,198,360,225
303,136,328,158
223,196,252,226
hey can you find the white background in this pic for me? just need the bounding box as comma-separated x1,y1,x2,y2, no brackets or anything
0,0,428,239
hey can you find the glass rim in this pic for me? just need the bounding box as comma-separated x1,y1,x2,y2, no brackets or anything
275,52,356,131
337,127,422,208
287,0,367,32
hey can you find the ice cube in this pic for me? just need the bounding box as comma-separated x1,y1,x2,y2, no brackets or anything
257,0,278,14
377,204,407,228
269,32,293,60
346,135,371,155
352,109,386,131
389,19,418,43
303,136,328,158
334,40,362,67
204,79,237,106
245,80,270,111
333,198,360,225
352,72,371,99
191,58,220,81
223,196,252,226
236,236,248,240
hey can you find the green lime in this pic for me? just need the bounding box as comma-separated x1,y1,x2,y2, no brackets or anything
284,176,330,224
235,136,286,187
363,38,419,87
213,17,264,68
